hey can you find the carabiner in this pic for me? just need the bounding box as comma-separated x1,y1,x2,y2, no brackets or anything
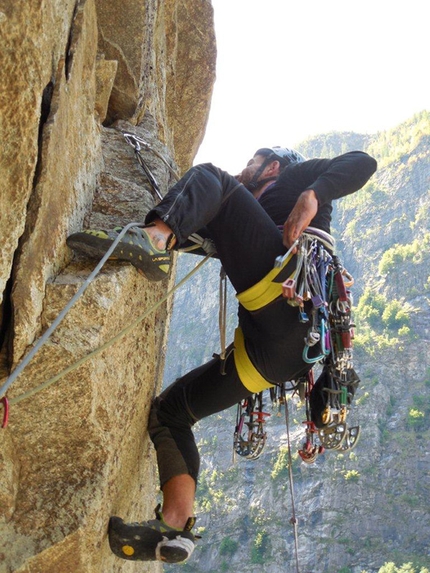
305,329,320,347
320,319,331,355
342,268,354,288
123,132,141,151
282,278,296,299
302,344,325,364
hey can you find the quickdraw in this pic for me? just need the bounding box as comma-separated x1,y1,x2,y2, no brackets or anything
297,371,325,464
123,133,179,202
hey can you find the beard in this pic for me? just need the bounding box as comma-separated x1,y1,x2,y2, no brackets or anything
235,166,258,190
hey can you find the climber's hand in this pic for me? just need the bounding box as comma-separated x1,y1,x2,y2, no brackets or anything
283,189,318,253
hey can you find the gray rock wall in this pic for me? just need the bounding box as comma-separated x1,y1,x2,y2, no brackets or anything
0,0,216,571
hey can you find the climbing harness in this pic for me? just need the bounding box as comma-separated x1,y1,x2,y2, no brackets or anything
232,229,360,464
123,133,179,202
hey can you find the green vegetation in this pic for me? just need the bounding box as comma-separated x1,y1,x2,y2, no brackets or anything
355,390,370,406
219,536,238,556
250,529,270,564
270,446,290,481
270,446,301,482
341,180,388,215
405,394,430,431
425,368,430,384
195,467,237,514
356,288,411,331
379,234,430,276
249,505,273,528
411,202,430,231
366,110,430,166
399,493,421,509
376,562,430,573
343,469,360,482
407,408,425,429
297,131,369,159
353,287,414,353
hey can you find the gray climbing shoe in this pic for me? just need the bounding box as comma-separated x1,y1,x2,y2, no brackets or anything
108,505,197,563
66,226,171,281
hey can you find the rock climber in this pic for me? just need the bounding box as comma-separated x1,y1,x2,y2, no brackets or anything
67,146,377,563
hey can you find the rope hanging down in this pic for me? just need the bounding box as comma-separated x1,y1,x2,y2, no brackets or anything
284,397,301,573
0,254,212,413
0,222,143,402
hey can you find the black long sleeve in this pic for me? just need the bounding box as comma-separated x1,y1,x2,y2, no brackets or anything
300,151,377,204
257,151,377,233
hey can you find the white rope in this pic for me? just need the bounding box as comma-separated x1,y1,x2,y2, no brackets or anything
6,254,212,406
0,222,144,400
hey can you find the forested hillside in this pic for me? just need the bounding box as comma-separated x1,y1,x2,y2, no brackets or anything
163,111,430,573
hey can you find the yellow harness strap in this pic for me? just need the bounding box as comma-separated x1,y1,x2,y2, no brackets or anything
236,250,294,311
233,229,335,393
233,250,296,392
233,327,274,393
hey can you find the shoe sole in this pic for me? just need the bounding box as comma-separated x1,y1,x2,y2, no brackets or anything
157,537,195,563
108,516,195,563
67,233,170,282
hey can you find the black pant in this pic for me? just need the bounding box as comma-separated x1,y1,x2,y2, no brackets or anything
147,164,312,486
146,163,288,292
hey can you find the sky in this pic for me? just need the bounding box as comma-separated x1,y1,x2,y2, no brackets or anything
194,0,429,174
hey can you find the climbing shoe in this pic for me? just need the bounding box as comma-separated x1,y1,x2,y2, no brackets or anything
66,226,171,281
108,505,197,563
310,366,360,429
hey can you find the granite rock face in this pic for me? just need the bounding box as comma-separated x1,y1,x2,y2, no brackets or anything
0,0,216,571
96,0,216,172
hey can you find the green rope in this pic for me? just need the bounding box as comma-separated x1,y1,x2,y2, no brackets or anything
8,254,212,406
